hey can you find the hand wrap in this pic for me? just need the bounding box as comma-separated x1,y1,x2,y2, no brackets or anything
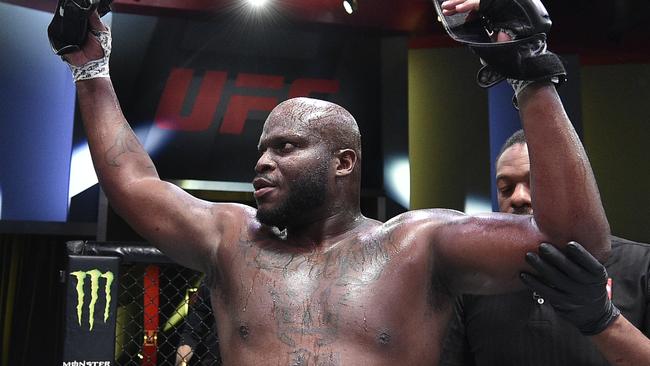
67,28,112,82
521,242,620,335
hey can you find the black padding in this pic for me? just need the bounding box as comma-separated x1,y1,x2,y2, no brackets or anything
471,34,567,87
47,0,113,56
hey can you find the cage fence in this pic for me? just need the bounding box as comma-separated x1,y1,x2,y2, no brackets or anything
64,241,222,366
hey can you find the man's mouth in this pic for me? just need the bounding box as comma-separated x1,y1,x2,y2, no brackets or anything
253,177,275,199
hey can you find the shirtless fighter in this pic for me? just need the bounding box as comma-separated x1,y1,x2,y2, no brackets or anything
50,0,612,364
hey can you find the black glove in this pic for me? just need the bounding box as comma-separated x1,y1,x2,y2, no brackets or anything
470,0,566,87
47,0,113,55
520,242,620,335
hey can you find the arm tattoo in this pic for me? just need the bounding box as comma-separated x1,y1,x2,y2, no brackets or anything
105,125,151,168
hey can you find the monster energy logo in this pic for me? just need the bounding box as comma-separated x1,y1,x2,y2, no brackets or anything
70,269,114,331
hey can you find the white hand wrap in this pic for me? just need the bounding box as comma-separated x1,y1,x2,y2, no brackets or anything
507,78,536,99
508,76,560,109
68,28,112,82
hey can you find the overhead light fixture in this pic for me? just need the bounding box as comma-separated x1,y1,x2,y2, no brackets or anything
343,0,358,15
247,0,269,8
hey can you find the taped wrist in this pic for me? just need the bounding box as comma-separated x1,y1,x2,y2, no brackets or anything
507,78,535,97
580,301,621,336
507,75,560,109
67,28,111,82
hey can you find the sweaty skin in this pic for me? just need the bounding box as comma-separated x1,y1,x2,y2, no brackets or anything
495,142,650,366
66,4,610,365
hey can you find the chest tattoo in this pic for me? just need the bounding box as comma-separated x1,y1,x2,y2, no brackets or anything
236,233,399,347
288,348,340,366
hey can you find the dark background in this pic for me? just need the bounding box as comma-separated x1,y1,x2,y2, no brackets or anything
0,0,648,363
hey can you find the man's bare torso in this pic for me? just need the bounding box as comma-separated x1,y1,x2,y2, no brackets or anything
207,215,454,365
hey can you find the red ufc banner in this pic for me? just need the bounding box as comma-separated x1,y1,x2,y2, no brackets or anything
110,13,388,187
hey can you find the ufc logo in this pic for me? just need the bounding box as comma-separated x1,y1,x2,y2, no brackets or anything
154,68,340,134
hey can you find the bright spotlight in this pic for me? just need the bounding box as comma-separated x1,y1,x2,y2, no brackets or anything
248,0,269,8
385,157,410,209
343,0,358,14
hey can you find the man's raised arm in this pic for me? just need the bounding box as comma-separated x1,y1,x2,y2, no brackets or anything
56,11,242,272
445,0,609,257
425,0,610,294
518,83,610,259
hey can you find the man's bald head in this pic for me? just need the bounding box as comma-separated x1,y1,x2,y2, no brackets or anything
266,97,362,159
255,98,363,227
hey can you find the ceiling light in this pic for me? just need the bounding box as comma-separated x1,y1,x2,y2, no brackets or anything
248,0,269,8
343,0,358,15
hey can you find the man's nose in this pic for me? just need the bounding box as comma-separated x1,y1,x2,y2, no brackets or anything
510,183,532,207
255,151,276,173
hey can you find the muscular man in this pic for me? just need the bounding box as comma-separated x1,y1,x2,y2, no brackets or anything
439,130,650,366
56,1,611,364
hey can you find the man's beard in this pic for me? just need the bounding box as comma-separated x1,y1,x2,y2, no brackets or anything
256,161,329,228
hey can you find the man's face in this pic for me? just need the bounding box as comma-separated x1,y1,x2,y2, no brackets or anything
496,143,532,215
253,112,331,228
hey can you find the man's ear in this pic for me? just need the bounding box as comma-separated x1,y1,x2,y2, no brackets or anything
334,149,357,177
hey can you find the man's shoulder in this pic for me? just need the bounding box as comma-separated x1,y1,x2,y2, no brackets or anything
606,235,650,271
209,203,283,249
211,202,257,218
611,235,650,249
610,235,650,256
606,236,650,330
383,208,466,230
375,209,477,258
211,202,268,233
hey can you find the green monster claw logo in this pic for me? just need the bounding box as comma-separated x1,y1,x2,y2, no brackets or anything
70,269,114,331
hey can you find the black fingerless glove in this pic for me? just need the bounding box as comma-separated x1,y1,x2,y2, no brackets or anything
47,0,112,55
520,242,620,335
469,0,567,87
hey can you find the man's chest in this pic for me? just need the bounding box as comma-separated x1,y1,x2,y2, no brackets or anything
212,237,440,349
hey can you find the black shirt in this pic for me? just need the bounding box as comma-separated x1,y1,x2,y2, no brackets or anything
439,236,650,366
178,283,221,365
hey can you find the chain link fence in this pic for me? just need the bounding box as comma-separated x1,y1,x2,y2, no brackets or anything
66,241,222,366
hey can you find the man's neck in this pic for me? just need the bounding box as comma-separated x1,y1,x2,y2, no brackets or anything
282,209,367,250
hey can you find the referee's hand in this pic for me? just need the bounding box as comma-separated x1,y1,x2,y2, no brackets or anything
520,241,620,335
